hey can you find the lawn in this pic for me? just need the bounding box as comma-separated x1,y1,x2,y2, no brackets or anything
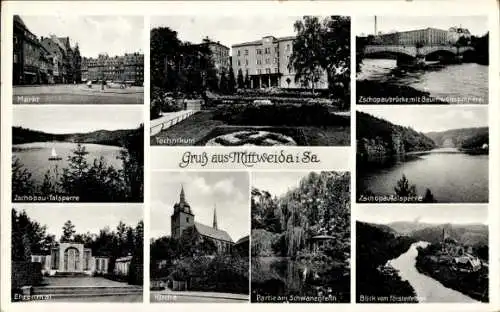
151,110,350,146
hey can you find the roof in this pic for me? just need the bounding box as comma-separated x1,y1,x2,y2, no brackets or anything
14,15,27,29
194,222,233,243
232,35,296,48
235,235,249,245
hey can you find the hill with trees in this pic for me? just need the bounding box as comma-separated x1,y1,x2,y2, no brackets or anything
357,111,436,162
13,126,140,147
425,127,488,149
408,223,488,248
356,221,417,302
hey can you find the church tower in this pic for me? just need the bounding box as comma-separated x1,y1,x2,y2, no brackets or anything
213,204,218,230
171,185,195,239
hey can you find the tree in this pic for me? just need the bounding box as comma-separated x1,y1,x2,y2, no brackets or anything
228,67,236,94
244,72,251,89
219,70,228,94
422,188,436,203
12,157,36,199
61,143,89,195
150,27,182,89
61,220,76,242
394,174,417,197
289,16,350,98
237,68,244,89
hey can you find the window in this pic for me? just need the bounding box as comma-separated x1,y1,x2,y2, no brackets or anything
274,68,279,73
265,58,270,64
186,217,189,222
257,69,262,74
286,44,290,51
275,47,279,53
245,59,248,66
237,59,241,66
265,68,271,74
244,49,248,55
273,58,277,64
265,47,270,54
237,50,240,56
257,59,262,65
257,49,262,55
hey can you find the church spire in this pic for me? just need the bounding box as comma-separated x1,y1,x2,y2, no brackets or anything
213,204,218,229
180,185,186,203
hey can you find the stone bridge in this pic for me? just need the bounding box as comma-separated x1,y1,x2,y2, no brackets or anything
365,45,474,58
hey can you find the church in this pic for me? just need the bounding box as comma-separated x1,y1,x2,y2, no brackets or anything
171,186,234,253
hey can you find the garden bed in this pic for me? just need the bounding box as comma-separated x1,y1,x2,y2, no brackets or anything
197,126,308,146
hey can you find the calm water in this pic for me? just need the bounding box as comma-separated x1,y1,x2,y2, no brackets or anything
252,257,307,296
358,59,488,102
13,142,124,185
360,150,488,203
389,242,478,303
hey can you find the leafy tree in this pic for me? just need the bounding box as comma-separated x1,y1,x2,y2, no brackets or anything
228,67,236,94
394,174,417,197
60,143,89,195
289,16,350,99
150,27,181,89
61,220,76,242
12,157,36,199
237,68,244,89
118,125,144,202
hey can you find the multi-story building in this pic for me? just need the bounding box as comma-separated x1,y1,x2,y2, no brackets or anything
374,27,469,46
40,37,66,83
13,15,43,85
81,52,144,85
201,37,230,74
232,35,328,89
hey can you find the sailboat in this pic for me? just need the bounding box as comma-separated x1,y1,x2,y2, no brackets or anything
48,147,62,161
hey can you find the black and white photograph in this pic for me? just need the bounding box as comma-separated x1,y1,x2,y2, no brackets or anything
150,16,350,146
251,171,350,303
13,15,144,104
11,204,144,302
356,205,488,303
12,106,144,203
149,171,250,303
356,16,489,104
356,106,488,203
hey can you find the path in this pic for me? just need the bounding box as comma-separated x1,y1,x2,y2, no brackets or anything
150,110,197,136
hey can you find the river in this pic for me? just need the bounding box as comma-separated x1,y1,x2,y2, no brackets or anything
389,242,478,303
358,59,488,103
359,149,488,203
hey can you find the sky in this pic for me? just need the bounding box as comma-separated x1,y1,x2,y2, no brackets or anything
357,205,488,225
356,16,488,37
151,16,304,54
13,106,143,134
20,16,143,58
357,106,488,133
13,204,143,237
150,171,250,241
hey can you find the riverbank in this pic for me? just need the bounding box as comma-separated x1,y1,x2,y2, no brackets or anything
415,244,488,302
357,80,447,104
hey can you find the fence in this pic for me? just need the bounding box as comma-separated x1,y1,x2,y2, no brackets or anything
150,110,197,136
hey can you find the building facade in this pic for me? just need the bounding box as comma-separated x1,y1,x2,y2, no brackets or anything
13,15,81,85
374,27,472,46
171,186,234,254
201,37,230,75
232,35,328,89
81,52,144,85
30,242,109,276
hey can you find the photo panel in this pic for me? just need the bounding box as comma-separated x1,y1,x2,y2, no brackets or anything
149,171,250,303
251,171,351,303
11,204,144,303
356,204,489,303
12,105,144,203
356,106,489,203
13,15,144,104
150,15,351,147
355,16,489,104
